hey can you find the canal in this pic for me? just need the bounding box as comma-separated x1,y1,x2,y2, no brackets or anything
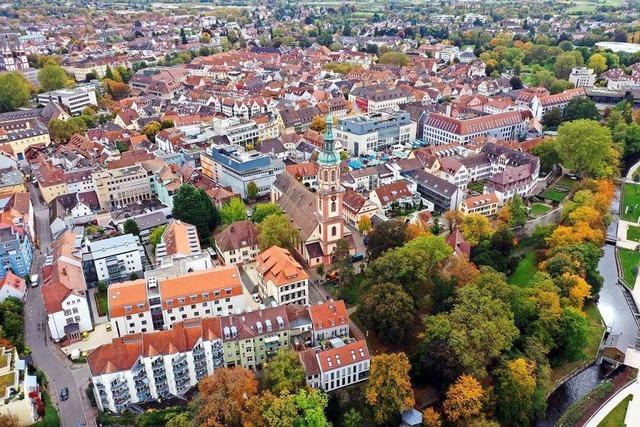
538,186,639,426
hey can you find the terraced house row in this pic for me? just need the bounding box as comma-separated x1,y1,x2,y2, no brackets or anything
88,300,368,412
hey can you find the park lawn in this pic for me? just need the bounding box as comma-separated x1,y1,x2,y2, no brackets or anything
622,183,640,223
551,302,605,383
598,394,632,427
540,188,569,203
95,289,108,317
530,203,552,217
618,248,640,288
628,225,640,242
509,252,538,287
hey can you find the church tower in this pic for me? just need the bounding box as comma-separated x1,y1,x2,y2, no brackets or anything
316,115,345,263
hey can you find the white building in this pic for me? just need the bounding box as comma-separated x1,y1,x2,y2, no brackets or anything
569,67,596,88
257,246,309,306
336,110,416,156
308,300,349,345
423,111,528,146
44,284,93,342
37,84,98,115
300,340,370,393
213,219,260,266
81,234,146,287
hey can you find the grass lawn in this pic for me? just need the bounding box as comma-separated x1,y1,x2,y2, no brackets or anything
540,177,578,203
617,248,640,288
95,289,108,317
530,203,552,217
0,372,14,392
622,183,640,223
628,225,640,242
509,252,538,287
551,302,605,382
598,394,632,427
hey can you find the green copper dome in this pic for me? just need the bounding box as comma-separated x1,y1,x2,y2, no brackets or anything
317,115,340,166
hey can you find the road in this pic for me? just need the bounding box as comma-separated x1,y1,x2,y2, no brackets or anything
25,182,91,427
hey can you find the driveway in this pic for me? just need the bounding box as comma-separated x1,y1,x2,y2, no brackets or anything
25,182,94,427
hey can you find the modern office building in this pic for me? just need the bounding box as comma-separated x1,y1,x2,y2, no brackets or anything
36,84,98,115
569,67,596,88
423,111,528,146
81,234,146,287
335,110,416,156
92,165,153,210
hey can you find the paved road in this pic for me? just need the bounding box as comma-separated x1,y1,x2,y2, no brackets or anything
25,182,91,427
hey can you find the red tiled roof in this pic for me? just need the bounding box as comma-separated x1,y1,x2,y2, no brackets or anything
316,340,369,372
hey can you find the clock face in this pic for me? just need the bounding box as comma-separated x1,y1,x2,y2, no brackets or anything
331,196,337,201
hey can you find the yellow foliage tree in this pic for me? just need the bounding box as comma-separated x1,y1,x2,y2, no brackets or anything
567,205,603,229
443,374,485,423
546,221,604,248
406,222,431,241
460,213,493,246
357,215,372,234
309,115,326,132
422,407,442,427
567,274,592,309
365,353,415,425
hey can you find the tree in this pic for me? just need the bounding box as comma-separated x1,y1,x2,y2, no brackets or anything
172,184,220,240
444,210,463,234
495,358,537,426
443,375,484,423
554,51,583,80
379,51,410,66
555,120,619,178
180,28,188,45
48,117,87,143
142,121,162,141
505,196,528,227
149,225,167,248
123,218,140,236
166,413,190,427
553,307,589,363
332,238,353,289
510,76,523,90
357,215,372,234
247,181,259,201
366,219,407,260
256,389,329,427
562,97,600,122
194,367,258,427
220,198,248,225
309,115,326,132
251,203,283,223
38,63,72,91
587,53,607,74
460,213,493,246
258,214,299,251
422,408,442,427
531,139,560,173
542,108,563,129
263,349,306,395
359,282,415,344
343,409,363,427
365,353,415,425
0,72,31,112
105,80,131,100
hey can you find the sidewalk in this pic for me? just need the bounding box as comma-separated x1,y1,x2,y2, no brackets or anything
585,379,639,427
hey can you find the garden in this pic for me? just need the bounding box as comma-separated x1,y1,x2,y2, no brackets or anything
540,177,578,203
622,182,640,223
617,248,640,288
597,394,633,427
529,202,553,218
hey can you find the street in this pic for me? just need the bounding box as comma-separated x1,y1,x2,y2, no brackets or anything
25,182,92,427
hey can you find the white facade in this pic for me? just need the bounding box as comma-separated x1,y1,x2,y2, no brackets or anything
569,67,596,88
37,85,98,115
83,234,145,285
162,292,245,328
47,293,92,342
261,278,309,306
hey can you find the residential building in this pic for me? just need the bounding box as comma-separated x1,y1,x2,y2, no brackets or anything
532,88,585,121
308,300,349,345
299,340,370,393
0,33,28,71
369,180,416,212
569,67,596,88
81,234,145,287
0,167,25,198
108,266,245,336
212,117,260,148
257,246,309,306
0,271,26,302
349,84,413,113
202,144,285,199
336,110,416,156
155,220,202,267
410,169,464,212
460,192,500,217
36,84,98,115
342,189,379,228
213,219,259,265
0,119,50,160
92,165,153,210
0,224,33,279
423,111,528,146
43,281,93,342
0,345,41,425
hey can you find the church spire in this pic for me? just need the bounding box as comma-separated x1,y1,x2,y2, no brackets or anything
317,115,340,167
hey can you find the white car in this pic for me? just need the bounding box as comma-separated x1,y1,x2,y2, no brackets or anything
30,274,39,287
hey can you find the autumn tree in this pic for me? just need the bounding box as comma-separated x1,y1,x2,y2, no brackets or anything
379,51,410,66
555,120,619,178
310,115,326,132
263,349,306,395
0,72,31,112
406,221,430,241
142,121,162,141
258,213,299,251
220,197,248,225
332,238,354,288
365,219,407,260
460,213,493,246
443,375,485,423
365,353,415,425
48,117,87,143
359,282,415,344
422,408,442,427
444,210,463,234
587,53,608,73
194,367,258,427
495,358,537,426
251,203,283,223
105,80,131,100
357,215,372,234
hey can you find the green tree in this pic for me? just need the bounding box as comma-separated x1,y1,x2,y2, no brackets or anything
123,218,140,236
555,119,619,178
332,238,353,289
506,195,528,227
263,350,306,395
553,51,583,80
365,353,415,425
542,107,563,129
149,225,167,248
180,28,188,45
172,184,220,240
258,214,299,251
553,307,589,363
495,358,538,426
48,117,87,143
531,139,560,173
360,282,415,344
587,53,608,73
166,412,190,427
379,51,410,66
246,181,259,201
259,389,329,427
366,219,407,260
220,197,247,225
38,63,72,91
562,97,600,122
116,140,129,153
251,203,283,223
0,72,31,112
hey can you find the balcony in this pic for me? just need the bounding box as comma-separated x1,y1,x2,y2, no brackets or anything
113,387,130,399
213,358,223,368
212,349,223,359
113,390,131,403
173,354,187,364
137,391,151,402
358,371,369,381
173,359,188,371
133,369,147,381
174,366,189,378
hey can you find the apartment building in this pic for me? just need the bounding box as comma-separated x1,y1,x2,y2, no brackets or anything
213,219,259,265
410,169,465,212
257,246,309,306
108,266,246,336
460,192,500,217
44,283,93,342
301,340,370,392
37,84,98,115
308,300,349,345
212,117,260,148
201,144,285,199
349,84,413,113
336,110,416,156
0,224,33,279
81,234,145,287
423,111,528,146
92,165,152,210
0,120,51,160
569,67,596,88
531,88,585,121
154,220,201,267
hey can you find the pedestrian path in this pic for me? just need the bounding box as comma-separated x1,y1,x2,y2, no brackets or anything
585,378,640,426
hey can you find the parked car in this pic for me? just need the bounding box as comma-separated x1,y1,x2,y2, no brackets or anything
60,387,69,401
30,274,39,288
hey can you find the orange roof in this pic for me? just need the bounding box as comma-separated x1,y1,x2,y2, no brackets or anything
42,281,75,314
107,279,148,318
308,300,348,330
257,246,309,287
161,219,200,257
316,340,369,372
160,266,243,309
0,271,26,295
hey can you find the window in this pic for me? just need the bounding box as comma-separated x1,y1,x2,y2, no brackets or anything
331,226,337,236
331,201,336,213
331,170,336,181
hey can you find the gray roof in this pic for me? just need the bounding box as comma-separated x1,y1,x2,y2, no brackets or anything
88,234,142,259
272,172,318,241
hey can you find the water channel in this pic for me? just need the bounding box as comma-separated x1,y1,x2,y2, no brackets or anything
537,185,639,425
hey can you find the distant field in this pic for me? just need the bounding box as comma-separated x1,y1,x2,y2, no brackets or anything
561,0,625,12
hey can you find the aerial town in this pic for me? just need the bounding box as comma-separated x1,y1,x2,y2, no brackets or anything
1,0,640,426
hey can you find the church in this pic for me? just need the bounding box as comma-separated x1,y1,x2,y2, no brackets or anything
272,115,355,267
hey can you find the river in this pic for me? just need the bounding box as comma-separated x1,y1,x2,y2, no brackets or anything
538,186,639,426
